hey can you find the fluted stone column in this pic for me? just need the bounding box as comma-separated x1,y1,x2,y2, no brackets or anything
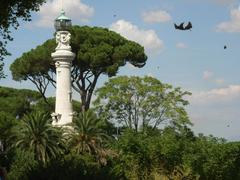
51,31,75,126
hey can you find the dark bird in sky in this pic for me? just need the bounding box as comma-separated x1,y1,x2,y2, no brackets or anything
174,22,192,31
184,22,192,30
113,14,117,17
174,22,184,30
224,45,227,49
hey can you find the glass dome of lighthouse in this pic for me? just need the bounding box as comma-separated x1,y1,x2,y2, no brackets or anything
54,10,72,31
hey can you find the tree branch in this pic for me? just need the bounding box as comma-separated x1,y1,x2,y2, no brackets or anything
27,75,50,106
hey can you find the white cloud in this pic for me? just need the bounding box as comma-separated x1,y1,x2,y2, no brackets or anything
189,85,240,105
142,10,172,23
202,71,225,85
110,19,164,55
35,0,94,28
187,84,240,140
176,42,187,49
216,8,240,32
203,70,213,80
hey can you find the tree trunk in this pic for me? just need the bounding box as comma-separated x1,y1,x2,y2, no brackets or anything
81,90,87,112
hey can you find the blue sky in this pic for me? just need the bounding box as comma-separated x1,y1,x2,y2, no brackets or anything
1,0,240,140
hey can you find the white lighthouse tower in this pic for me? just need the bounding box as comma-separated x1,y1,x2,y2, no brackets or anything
51,10,75,126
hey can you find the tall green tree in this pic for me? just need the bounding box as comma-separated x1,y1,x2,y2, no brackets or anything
13,111,65,164
67,110,112,165
94,76,191,132
0,0,46,78
10,25,147,111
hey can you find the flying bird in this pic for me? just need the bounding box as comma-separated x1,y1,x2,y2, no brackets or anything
184,22,192,30
174,22,184,30
224,45,227,49
174,22,192,31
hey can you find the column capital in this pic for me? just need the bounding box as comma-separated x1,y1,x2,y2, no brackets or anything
55,31,72,51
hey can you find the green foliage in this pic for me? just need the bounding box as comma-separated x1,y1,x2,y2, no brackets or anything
70,25,147,110
67,110,112,165
10,40,56,103
0,86,41,118
111,128,197,179
31,97,55,114
94,76,191,132
111,130,154,179
10,40,56,82
1,85,240,179
0,0,46,77
22,152,120,180
10,26,147,111
7,149,38,180
0,112,16,170
70,26,147,75
28,153,97,180
0,112,15,151
12,111,65,164
183,135,240,180
0,86,43,170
